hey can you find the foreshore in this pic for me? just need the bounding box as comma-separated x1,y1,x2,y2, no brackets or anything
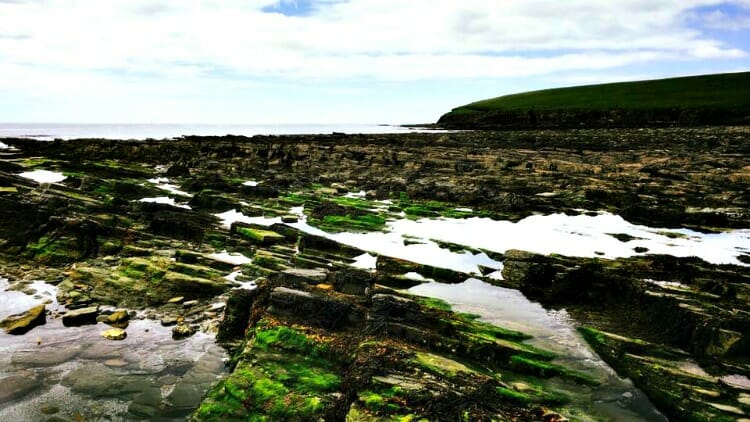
0,127,748,420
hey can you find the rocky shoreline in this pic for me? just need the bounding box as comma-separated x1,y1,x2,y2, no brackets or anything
0,127,748,420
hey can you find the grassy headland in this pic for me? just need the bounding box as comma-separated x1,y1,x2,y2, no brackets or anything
438,71,750,129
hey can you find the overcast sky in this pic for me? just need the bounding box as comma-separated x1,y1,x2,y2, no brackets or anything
0,0,749,124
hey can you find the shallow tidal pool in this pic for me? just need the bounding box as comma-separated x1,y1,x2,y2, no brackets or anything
0,278,227,421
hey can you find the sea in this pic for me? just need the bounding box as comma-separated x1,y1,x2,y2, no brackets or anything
0,123,436,141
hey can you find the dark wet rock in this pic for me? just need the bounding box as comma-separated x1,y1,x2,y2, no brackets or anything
330,268,374,295
62,306,99,327
278,268,329,285
0,304,46,334
216,288,255,343
146,208,215,241
580,327,750,421
309,201,356,219
280,215,298,223
174,249,201,264
298,232,364,256
182,174,234,193
377,256,466,284
375,273,425,290
608,233,643,242
188,190,239,212
268,286,351,329
239,184,279,198
166,163,190,177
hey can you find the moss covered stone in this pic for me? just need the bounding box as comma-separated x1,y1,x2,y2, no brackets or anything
235,226,286,246
192,324,340,421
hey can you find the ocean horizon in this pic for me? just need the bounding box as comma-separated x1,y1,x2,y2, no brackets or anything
0,123,437,141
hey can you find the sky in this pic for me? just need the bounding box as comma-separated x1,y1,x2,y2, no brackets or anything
0,0,749,124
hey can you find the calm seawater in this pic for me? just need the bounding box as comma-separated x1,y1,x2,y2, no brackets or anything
0,123,435,141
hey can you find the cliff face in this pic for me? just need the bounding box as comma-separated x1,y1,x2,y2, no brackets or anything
438,107,750,129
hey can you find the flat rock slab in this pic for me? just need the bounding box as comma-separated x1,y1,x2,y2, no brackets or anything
62,306,99,327
11,347,81,367
0,373,40,403
269,287,351,328
0,304,46,334
280,268,329,284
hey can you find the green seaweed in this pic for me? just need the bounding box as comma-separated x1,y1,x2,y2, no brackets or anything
416,297,452,312
253,326,328,356
509,355,599,386
314,213,387,232
193,325,340,421
236,227,285,244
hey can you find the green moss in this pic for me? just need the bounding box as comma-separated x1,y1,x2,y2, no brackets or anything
170,262,220,280
440,209,475,219
332,196,376,210
236,227,286,244
416,297,452,312
252,251,288,271
254,326,327,356
203,232,227,249
195,325,340,421
21,157,55,168
119,257,167,283
403,206,440,218
496,386,534,403
279,193,313,206
463,318,532,342
413,352,477,377
360,386,405,413
119,267,145,280
509,355,599,386
99,239,123,255
25,236,80,264
319,213,387,232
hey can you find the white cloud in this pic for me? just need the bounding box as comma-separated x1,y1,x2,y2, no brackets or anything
0,0,747,122
0,0,745,82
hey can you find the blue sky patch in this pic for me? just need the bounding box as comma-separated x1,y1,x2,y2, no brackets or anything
262,0,317,17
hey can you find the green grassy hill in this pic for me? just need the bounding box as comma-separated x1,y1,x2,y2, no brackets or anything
438,72,750,129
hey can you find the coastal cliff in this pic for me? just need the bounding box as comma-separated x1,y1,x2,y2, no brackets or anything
438,72,750,129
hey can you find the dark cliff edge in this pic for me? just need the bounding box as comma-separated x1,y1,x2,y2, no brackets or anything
438,71,750,129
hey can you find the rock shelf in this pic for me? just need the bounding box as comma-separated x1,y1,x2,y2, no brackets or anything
0,127,747,420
